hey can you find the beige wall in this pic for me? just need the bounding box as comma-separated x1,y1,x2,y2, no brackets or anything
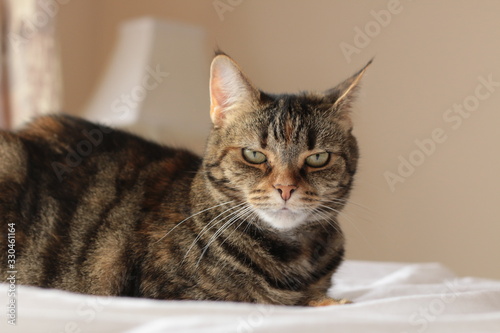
58,0,500,279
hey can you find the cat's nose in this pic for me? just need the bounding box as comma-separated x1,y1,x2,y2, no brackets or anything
273,184,297,201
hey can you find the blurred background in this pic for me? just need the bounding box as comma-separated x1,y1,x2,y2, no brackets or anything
1,0,499,278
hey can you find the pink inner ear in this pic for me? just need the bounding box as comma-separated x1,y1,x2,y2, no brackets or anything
210,71,229,123
209,55,256,126
211,75,228,107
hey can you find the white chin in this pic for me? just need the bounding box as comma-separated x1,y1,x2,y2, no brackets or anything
256,209,309,230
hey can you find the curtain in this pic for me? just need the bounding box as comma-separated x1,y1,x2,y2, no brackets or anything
0,0,62,130
0,0,9,128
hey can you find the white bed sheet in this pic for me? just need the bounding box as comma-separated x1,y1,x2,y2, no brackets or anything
1,260,500,333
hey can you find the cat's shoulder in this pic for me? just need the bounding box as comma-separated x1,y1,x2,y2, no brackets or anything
11,114,201,166
17,114,114,141
0,125,27,182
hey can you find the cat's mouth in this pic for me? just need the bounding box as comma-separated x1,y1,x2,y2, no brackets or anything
254,206,310,230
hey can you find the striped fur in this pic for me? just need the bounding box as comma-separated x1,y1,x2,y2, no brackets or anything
0,55,369,306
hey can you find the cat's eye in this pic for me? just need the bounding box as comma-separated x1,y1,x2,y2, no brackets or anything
242,148,267,164
305,152,330,168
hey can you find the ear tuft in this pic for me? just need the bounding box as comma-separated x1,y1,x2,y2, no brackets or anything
209,54,258,127
325,59,373,130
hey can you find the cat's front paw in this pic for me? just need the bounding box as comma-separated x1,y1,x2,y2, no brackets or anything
308,298,352,307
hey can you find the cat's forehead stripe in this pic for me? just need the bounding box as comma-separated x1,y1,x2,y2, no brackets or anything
259,124,268,149
307,128,316,151
266,96,310,149
284,114,294,143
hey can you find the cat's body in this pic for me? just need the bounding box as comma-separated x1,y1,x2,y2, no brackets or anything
0,54,370,306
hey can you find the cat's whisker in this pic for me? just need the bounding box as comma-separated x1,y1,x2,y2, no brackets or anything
202,205,253,249
154,200,236,244
319,198,376,225
311,210,331,234
310,208,332,231
317,204,355,225
310,208,341,234
320,197,374,214
317,203,363,236
210,210,257,270
183,202,247,261
217,209,254,248
195,205,254,266
317,204,368,244
305,194,374,222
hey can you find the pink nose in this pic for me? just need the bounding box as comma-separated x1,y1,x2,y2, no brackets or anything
273,184,297,201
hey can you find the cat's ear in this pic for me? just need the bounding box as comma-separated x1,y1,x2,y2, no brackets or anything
324,59,372,130
209,54,259,128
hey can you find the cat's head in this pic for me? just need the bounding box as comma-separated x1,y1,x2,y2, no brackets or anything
203,53,370,231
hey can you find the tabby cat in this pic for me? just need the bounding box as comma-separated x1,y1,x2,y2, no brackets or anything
0,53,370,306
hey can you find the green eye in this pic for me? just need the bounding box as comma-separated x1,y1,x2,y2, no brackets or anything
305,152,330,168
242,148,267,164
